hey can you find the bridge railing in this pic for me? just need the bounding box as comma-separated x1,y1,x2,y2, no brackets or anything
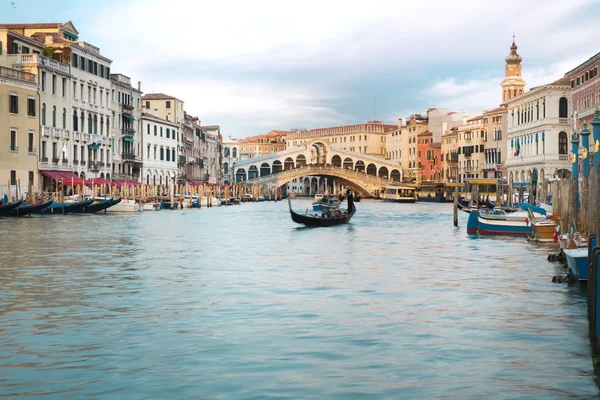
240,164,398,186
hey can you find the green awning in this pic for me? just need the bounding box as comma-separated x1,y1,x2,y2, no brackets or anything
88,145,99,150
122,113,135,122
124,137,134,143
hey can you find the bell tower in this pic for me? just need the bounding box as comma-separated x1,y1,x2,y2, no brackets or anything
500,36,526,104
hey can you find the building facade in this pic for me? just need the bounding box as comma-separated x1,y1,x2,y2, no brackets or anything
202,125,222,184
405,115,429,181
440,129,459,182
505,77,572,184
0,65,39,196
384,118,407,172
417,131,441,181
140,113,179,186
482,106,507,179
565,52,600,128
457,115,485,183
240,130,290,159
111,73,142,181
222,136,240,184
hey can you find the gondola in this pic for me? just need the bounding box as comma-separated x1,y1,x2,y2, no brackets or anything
74,197,122,213
2,198,54,216
289,190,356,227
0,198,24,216
34,198,93,214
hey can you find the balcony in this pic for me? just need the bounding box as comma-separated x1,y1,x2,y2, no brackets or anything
74,132,81,141
83,133,91,142
178,155,187,165
80,160,86,166
107,163,111,168
62,130,70,140
51,129,60,139
89,161,100,172
11,54,69,74
73,160,79,165
43,127,50,137
100,161,105,167
62,158,68,164
41,156,48,163
52,157,60,164
508,117,571,134
122,152,138,161
123,128,136,137
483,163,498,170
0,65,36,83
505,153,572,167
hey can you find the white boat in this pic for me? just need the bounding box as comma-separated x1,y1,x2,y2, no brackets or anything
380,186,417,203
211,197,221,207
106,199,142,212
312,196,341,210
141,202,160,211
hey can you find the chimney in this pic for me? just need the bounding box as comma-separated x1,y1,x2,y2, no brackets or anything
138,81,142,92
397,118,403,127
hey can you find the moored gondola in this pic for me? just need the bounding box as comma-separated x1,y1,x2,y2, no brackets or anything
2,198,54,216
33,198,93,214
74,198,122,213
0,198,24,216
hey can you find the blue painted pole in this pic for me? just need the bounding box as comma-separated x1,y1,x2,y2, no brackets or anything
581,123,591,178
592,108,600,170
572,131,580,211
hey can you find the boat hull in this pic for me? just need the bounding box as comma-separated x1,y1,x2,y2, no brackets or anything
37,199,92,214
80,198,121,213
2,199,54,216
106,199,142,212
0,198,25,215
381,198,416,203
530,221,557,242
291,206,355,226
564,249,589,280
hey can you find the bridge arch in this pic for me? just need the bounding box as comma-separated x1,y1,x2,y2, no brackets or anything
284,158,294,170
236,168,246,182
272,160,283,173
296,154,307,167
248,166,259,180
367,163,377,176
391,169,401,182
260,163,271,177
378,166,389,179
355,160,365,172
331,155,342,167
343,157,353,170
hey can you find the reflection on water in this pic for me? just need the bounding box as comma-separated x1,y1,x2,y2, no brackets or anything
0,201,598,399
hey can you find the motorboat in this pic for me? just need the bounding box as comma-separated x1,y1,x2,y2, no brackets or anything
106,199,142,212
380,186,417,203
312,195,342,211
467,208,545,236
564,248,589,280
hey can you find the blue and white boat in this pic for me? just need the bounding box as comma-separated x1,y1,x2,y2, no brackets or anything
564,248,589,280
312,194,341,211
467,208,545,236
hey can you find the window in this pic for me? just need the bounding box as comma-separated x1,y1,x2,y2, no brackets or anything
559,97,568,118
62,78,66,97
41,141,46,157
9,93,18,114
145,101,150,108
29,171,34,185
10,130,17,151
154,147,157,159
147,145,151,159
52,106,56,128
62,108,66,129
558,132,568,155
88,59,93,73
72,54,78,68
166,128,170,139
10,171,16,186
166,148,170,161
166,101,171,109
41,71,46,91
147,124,150,135
52,74,56,94
172,148,175,162
28,132,33,152
73,110,78,131
81,83,84,100
160,127,163,137
27,97,35,116
41,103,46,125
154,126,157,136
73,81,76,98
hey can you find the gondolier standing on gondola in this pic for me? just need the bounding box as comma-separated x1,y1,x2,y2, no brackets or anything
345,187,354,214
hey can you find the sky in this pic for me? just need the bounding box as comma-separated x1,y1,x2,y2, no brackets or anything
2,0,599,138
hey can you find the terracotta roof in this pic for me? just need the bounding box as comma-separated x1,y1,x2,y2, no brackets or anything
483,106,507,115
142,93,179,101
547,76,571,86
432,142,442,148
0,23,61,29
418,131,433,136
467,115,484,122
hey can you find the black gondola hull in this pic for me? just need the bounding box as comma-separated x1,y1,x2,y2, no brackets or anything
2,199,54,216
0,198,24,216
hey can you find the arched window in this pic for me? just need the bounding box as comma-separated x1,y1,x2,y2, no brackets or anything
558,132,568,155
232,148,237,158
559,97,568,118
81,111,85,132
41,103,46,126
100,117,104,136
62,108,66,129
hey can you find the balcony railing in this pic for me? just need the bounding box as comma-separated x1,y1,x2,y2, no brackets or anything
62,130,70,140
62,158,68,164
123,128,136,136
11,54,69,74
43,127,50,137
51,129,60,139
89,161,100,172
100,161,105,167
73,160,79,165
80,160,86,166
74,132,81,141
482,163,498,170
41,156,48,163
52,157,60,164
0,65,36,83
122,152,137,161
559,118,569,125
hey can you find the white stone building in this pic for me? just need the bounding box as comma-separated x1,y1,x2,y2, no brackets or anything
222,136,240,184
140,113,179,186
505,77,572,185
202,125,222,184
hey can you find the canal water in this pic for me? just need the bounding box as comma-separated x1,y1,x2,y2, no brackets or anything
0,201,598,399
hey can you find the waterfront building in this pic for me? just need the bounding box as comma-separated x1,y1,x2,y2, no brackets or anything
202,125,223,184
286,122,396,158
417,131,441,181
140,112,179,186
505,77,572,184
565,52,600,128
240,130,290,160
142,93,185,178
457,115,485,183
110,74,142,181
0,65,39,196
482,106,507,179
0,21,113,184
440,128,459,182
182,113,204,182
406,115,429,182
384,118,407,170
427,108,466,143
222,136,240,184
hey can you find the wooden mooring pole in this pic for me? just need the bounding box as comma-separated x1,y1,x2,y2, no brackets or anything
453,184,458,227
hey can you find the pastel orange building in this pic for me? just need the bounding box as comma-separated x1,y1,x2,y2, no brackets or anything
417,131,441,181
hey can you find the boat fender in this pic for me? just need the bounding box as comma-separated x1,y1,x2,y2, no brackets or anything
333,210,342,218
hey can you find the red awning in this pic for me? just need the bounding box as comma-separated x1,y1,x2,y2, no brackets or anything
188,179,204,185
40,170,86,186
112,179,142,188
85,177,108,186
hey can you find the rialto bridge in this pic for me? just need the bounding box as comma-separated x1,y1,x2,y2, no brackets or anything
232,140,404,196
